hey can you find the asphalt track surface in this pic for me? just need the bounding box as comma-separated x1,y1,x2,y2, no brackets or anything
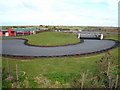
1,39,119,58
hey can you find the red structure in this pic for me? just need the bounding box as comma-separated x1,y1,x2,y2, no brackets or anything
7,29,17,36
1,28,36,36
17,31,32,36
0,31,3,36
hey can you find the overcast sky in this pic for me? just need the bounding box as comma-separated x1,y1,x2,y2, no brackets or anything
0,0,119,26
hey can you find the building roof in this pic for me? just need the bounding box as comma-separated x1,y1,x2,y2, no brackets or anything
0,28,43,32
0,29,8,31
13,28,39,31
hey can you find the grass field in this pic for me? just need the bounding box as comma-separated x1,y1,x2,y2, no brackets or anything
2,31,80,46
2,32,120,88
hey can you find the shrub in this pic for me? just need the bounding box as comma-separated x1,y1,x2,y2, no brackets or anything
95,52,119,88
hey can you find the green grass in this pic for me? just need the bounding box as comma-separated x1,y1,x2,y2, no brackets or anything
104,33,119,40
2,31,80,46
2,33,119,88
2,56,98,76
0,57,2,89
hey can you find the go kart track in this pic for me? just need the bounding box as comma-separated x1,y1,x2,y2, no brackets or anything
1,38,120,58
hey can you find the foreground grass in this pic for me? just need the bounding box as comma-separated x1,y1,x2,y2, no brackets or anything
2,46,119,88
0,57,2,89
2,31,80,46
2,33,119,88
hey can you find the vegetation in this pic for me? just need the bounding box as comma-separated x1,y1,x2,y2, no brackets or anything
0,57,2,89
2,33,120,88
2,26,118,32
72,52,119,88
2,32,80,46
104,33,119,40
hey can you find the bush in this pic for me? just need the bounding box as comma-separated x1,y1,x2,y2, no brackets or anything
95,52,119,88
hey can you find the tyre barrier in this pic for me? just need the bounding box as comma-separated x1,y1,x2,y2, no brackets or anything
2,39,120,59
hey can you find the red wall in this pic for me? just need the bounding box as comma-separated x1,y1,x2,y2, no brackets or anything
17,32,32,36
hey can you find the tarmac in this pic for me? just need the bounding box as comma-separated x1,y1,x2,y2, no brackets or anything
1,38,119,57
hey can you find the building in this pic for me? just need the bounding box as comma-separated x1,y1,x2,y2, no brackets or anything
0,28,40,36
0,31,3,36
0,29,16,36
7,29,17,36
13,28,38,35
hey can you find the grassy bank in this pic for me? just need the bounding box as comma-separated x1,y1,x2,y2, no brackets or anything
2,31,80,46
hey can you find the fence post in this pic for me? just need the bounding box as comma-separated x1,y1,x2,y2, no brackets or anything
16,64,19,81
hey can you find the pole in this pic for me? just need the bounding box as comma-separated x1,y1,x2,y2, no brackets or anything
16,64,19,81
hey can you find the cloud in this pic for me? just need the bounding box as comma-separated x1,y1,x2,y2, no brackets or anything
0,0,118,26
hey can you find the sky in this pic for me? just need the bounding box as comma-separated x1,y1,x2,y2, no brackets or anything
0,0,119,26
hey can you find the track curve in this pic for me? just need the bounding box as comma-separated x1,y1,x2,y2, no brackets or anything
1,39,120,58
